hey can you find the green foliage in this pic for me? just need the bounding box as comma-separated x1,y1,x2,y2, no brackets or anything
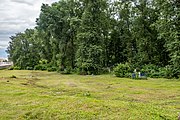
141,64,180,79
13,66,21,70
7,29,41,70
154,0,180,78
100,68,111,74
76,57,102,75
26,66,33,70
164,65,180,79
141,64,162,78
61,67,72,74
34,64,47,71
6,0,180,79
75,0,108,75
114,63,131,78
39,59,48,65
47,66,57,72
142,64,158,74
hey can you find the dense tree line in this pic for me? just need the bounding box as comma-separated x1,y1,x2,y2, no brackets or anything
7,0,180,78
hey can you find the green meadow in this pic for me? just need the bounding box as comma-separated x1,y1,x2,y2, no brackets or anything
0,70,179,120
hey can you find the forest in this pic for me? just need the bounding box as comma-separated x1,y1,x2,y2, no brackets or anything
7,0,180,78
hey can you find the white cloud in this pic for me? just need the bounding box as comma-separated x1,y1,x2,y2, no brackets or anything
0,0,58,49
11,0,35,6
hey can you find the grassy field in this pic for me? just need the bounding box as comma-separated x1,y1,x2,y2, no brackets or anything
0,70,179,120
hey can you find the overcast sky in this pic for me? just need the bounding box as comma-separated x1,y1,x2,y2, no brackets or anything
0,0,58,49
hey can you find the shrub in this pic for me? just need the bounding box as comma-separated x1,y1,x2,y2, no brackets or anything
142,64,166,78
142,64,158,75
164,65,180,79
100,67,111,74
113,63,131,77
34,64,47,71
77,62,101,75
61,67,72,74
150,72,161,78
39,59,48,64
76,67,87,75
141,64,180,79
47,67,57,72
26,66,33,70
13,66,21,70
158,67,167,78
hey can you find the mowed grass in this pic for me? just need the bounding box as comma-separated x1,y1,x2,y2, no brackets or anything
0,70,179,120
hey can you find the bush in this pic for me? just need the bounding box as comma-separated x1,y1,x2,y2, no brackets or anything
13,66,21,70
141,64,180,79
113,63,179,79
100,67,111,74
76,68,87,75
142,64,166,78
61,67,72,74
34,64,47,71
39,59,48,64
157,67,167,78
164,65,180,79
26,66,33,70
142,64,158,75
149,72,161,78
77,62,101,75
113,63,131,77
47,67,57,72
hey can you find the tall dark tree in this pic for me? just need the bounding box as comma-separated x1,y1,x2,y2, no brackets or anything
130,0,168,66
7,29,40,69
154,0,180,77
107,1,133,66
76,0,108,74
36,0,83,70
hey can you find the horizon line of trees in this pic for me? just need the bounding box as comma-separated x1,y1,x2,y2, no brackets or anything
7,0,180,78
